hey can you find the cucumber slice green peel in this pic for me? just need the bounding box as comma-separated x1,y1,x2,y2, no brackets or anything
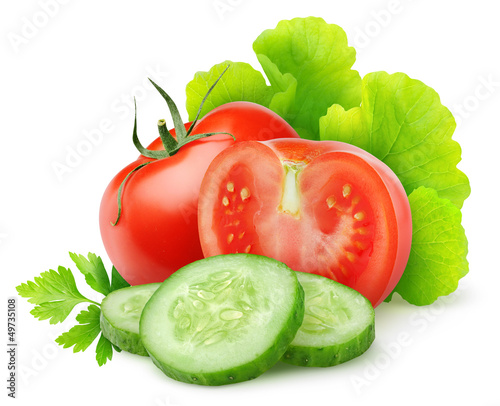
282,272,375,367
100,283,160,356
140,254,305,386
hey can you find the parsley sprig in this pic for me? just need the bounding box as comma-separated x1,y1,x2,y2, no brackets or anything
16,252,129,366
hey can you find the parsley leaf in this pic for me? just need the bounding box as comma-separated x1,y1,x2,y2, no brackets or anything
110,266,130,292
54,302,118,366
55,304,101,352
96,334,114,366
16,266,96,324
69,252,111,296
17,252,131,366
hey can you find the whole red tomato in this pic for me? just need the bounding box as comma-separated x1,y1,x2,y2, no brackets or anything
99,99,299,285
198,138,412,307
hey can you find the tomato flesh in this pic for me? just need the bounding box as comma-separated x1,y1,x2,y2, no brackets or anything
199,139,412,307
215,164,262,255
306,166,376,285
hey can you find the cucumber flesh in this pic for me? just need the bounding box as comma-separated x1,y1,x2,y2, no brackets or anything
100,283,160,356
282,272,375,367
140,254,304,385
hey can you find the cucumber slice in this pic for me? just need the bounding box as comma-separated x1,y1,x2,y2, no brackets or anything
100,283,160,356
140,254,304,385
282,272,375,367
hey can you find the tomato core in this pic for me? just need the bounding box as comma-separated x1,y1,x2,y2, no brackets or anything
278,163,303,219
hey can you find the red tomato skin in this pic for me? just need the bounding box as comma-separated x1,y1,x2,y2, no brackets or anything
198,139,412,307
99,102,299,285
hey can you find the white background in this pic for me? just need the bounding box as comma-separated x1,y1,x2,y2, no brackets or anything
2,0,499,405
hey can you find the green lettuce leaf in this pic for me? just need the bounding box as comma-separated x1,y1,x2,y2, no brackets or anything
388,187,468,305
320,71,470,208
185,17,361,139
183,17,470,306
186,61,289,120
256,54,297,119
253,16,361,140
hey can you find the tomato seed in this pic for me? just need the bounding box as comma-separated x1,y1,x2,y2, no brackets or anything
338,264,349,277
240,187,250,201
346,251,356,262
342,184,352,198
354,212,365,221
222,196,229,206
227,182,235,193
357,227,368,235
354,241,366,250
227,233,234,244
326,196,336,209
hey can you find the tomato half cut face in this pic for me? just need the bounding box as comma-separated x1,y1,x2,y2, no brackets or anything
198,139,412,307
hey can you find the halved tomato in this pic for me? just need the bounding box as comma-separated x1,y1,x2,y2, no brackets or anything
198,139,412,307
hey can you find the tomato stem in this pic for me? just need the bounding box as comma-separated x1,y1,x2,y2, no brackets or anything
132,65,233,158
111,161,153,226
149,78,188,145
112,66,233,226
132,99,169,159
157,119,177,155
